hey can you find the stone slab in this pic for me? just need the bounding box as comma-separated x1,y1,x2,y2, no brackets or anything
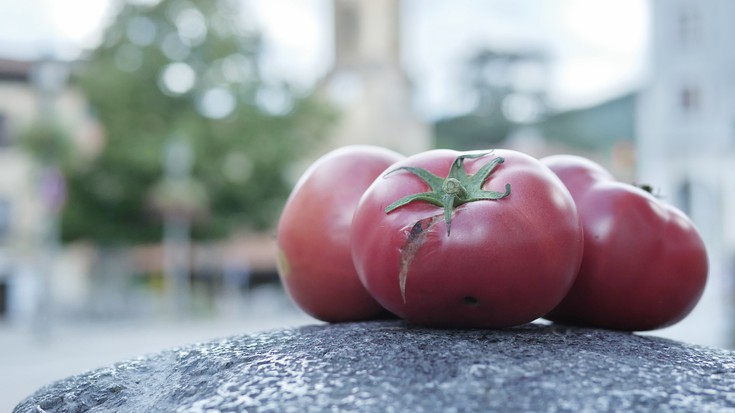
14,321,735,412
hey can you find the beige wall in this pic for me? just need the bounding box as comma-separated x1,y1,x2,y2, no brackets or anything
320,0,433,158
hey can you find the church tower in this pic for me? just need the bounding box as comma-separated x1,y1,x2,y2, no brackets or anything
321,0,433,155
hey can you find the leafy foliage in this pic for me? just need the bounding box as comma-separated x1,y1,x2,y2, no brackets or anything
436,47,635,152
61,0,334,243
434,47,548,150
20,121,72,161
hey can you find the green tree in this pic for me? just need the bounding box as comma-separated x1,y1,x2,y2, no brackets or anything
435,48,548,150
61,0,333,243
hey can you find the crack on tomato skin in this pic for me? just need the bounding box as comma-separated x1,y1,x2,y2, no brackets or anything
410,219,429,242
463,296,480,307
399,214,442,304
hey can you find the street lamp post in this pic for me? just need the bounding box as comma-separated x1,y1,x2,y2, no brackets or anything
162,137,194,317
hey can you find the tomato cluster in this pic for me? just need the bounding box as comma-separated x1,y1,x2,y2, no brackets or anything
277,146,708,331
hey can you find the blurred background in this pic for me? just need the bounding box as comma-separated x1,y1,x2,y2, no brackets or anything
1,0,734,408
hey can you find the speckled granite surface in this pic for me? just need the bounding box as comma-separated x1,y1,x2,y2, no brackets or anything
14,321,735,413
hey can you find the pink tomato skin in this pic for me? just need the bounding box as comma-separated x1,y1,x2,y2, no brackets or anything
277,145,404,322
351,149,584,328
541,154,708,331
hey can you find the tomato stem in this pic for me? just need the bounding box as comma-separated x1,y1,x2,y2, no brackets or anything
385,152,511,236
635,183,654,194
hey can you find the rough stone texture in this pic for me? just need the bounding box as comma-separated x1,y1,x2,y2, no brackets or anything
14,321,735,413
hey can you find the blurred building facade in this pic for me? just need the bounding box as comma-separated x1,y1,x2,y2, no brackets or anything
0,59,38,322
319,0,433,155
0,59,68,322
637,0,735,344
0,58,110,324
638,0,735,271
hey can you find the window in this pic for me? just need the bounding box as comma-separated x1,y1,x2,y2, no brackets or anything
677,7,701,47
679,86,700,113
338,4,360,51
0,114,8,147
0,199,10,240
0,279,7,319
335,1,360,66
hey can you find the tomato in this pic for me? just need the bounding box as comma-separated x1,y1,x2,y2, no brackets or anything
541,155,708,331
277,145,404,322
350,149,583,328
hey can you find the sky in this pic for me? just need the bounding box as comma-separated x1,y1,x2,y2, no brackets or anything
0,0,649,119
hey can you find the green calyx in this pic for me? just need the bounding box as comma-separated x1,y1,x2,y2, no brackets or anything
384,152,511,236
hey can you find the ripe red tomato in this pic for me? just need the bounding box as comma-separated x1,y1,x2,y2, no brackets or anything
277,145,404,322
541,155,708,331
351,149,583,328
